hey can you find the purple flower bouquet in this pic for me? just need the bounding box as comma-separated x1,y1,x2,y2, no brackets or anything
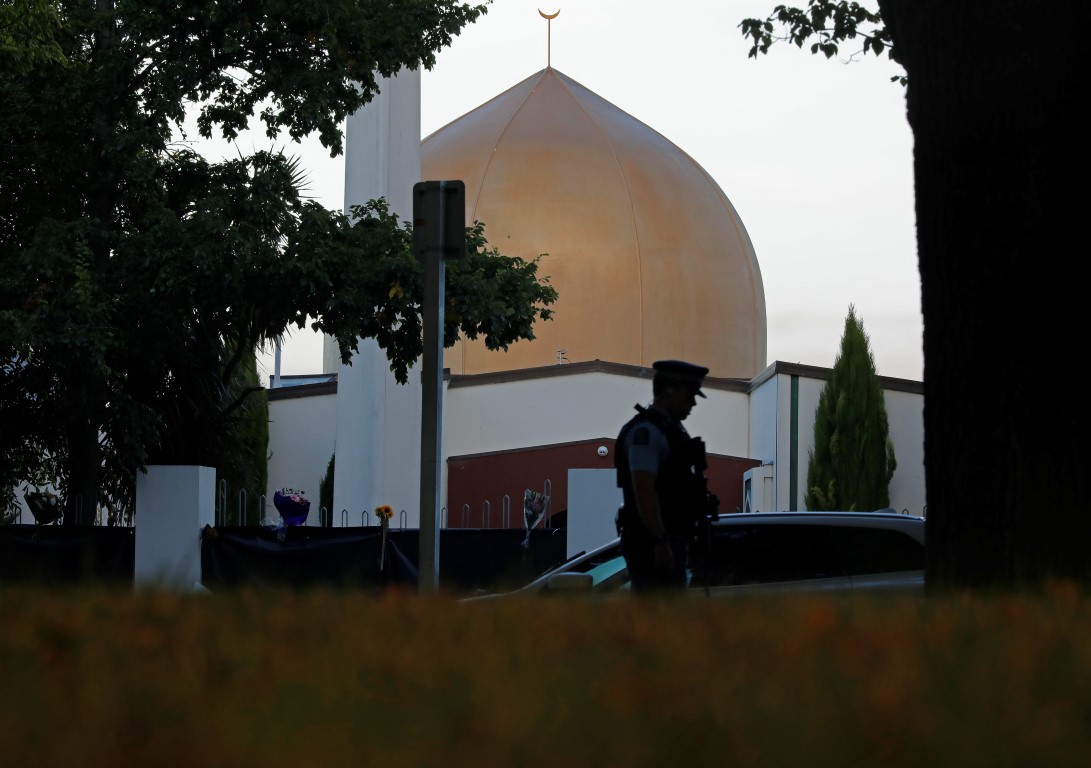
273,488,310,526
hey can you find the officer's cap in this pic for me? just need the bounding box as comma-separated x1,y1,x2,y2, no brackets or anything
653,359,709,398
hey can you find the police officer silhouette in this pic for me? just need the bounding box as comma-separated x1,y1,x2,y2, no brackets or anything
615,360,715,593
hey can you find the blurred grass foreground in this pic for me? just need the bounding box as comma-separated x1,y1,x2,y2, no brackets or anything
2,584,1089,767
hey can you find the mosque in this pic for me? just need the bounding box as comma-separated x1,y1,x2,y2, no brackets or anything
264,53,925,542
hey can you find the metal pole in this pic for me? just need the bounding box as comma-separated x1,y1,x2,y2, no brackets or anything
272,337,282,389
415,179,463,593
418,184,447,592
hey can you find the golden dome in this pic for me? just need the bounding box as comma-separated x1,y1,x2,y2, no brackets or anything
422,68,767,379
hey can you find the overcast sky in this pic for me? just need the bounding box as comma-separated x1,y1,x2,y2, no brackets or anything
223,0,921,383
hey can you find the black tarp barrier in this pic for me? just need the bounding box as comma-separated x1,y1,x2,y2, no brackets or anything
0,525,135,585
200,526,418,592
417,528,569,593
200,526,568,594
0,524,568,593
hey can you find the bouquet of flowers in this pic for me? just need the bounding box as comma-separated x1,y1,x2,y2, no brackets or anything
273,487,310,526
375,504,394,527
522,488,550,549
375,504,394,570
523,488,549,531
23,486,63,525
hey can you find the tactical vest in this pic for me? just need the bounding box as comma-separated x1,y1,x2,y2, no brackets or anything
615,404,710,537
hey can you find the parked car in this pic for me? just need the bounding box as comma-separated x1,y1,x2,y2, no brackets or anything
469,511,926,600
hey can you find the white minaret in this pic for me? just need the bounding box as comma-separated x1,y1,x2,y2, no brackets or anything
329,68,423,527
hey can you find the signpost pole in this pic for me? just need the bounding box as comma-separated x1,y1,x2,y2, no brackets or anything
414,180,465,592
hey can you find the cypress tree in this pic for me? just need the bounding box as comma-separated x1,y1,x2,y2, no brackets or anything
215,349,270,526
319,454,335,528
805,305,897,511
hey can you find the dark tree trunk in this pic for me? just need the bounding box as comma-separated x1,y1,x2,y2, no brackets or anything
65,418,101,526
58,0,121,528
880,1,1091,589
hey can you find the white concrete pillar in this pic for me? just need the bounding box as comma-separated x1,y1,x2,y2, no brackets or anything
332,68,423,527
134,465,216,590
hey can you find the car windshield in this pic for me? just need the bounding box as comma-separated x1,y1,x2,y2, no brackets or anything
549,543,622,577
585,556,627,587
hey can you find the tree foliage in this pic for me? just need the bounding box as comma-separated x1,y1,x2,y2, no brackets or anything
805,305,896,512
0,0,66,71
1,0,559,524
739,1,904,83
213,347,269,527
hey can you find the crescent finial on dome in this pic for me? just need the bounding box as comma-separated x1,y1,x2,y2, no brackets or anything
538,9,560,68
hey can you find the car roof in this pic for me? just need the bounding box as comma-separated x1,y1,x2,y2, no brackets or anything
711,511,925,543
546,511,922,577
564,512,923,558
717,510,923,521
471,511,925,600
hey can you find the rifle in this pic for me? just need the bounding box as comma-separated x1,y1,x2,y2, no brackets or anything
687,438,720,597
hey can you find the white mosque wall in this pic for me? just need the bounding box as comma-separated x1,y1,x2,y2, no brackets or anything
334,67,423,527
884,389,926,516
267,377,439,528
792,372,925,516
266,389,337,523
444,370,751,461
747,374,780,467
749,369,796,511
263,361,925,526
692,388,752,459
748,364,925,515
794,372,824,511
446,371,635,456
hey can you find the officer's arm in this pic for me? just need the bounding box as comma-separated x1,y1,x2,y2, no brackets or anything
631,470,668,540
